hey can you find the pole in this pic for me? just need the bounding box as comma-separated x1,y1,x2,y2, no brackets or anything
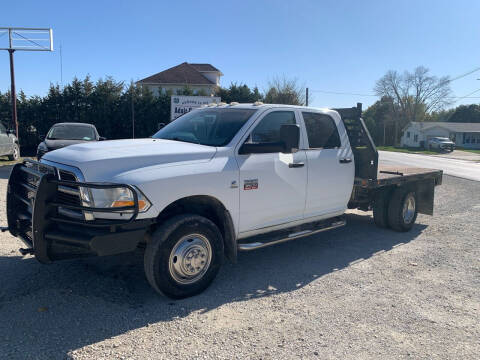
306,87,309,106
8,49,18,138
131,87,135,139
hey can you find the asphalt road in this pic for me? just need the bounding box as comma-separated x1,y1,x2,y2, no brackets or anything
0,170,479,359
379,150,480,181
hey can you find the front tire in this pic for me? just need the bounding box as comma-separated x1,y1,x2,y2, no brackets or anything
387,188,418,232
7,144,19,161
144,214,224,299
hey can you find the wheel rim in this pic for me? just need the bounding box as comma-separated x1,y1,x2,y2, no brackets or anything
402,193,416,224
168,234,212,284
13,146,18,159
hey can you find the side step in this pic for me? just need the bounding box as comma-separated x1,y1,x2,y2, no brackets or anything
238,216,346,251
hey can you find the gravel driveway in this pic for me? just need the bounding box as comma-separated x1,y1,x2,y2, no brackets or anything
0,171,479,359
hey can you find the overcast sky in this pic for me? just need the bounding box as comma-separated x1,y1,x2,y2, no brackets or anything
1,0,479,109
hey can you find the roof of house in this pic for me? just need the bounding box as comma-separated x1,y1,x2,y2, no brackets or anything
189,63,220,72
137,62,221,85
410,121,480,133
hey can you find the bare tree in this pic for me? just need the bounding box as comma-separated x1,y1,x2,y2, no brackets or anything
374,66,452,144
264,76,306,105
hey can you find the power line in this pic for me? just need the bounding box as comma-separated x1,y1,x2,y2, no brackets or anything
309,66,480,99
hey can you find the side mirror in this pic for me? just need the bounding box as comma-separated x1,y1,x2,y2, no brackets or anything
99,136,107,141
39,134,45,141
279,124,300,153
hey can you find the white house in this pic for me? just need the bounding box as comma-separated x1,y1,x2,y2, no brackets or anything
400,122,480,149
137,62,223,96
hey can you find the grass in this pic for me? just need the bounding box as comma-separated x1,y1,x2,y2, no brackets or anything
376,146,439,155
456,148,480,154
0,156,32,167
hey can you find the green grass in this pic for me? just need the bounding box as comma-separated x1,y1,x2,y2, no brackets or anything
0,156,32,167
376,146,439,155
456,148,480,154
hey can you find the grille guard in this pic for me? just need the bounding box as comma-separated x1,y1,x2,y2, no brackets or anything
7,159,141,263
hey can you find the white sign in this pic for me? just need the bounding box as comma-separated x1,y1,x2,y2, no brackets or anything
171,95,221,121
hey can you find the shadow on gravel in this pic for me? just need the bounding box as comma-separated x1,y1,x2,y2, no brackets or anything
0,165,13,180
0,212,426,359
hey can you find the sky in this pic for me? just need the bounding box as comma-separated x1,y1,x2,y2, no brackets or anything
1,0,479,109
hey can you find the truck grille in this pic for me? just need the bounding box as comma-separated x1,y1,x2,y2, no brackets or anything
57,169,84,219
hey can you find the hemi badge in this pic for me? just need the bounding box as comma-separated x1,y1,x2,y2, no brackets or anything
244,179,258,190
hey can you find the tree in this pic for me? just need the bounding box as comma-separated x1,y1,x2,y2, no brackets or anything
374,66,452,143
363,96,396,145
447,104,480,123
215,83,262,103
264,76,305,105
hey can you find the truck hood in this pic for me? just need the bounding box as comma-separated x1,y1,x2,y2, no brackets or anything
42,138,217,181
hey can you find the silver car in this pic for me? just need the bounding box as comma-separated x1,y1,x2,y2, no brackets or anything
427,137,455,152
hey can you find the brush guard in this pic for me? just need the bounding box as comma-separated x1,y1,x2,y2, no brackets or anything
6,160,151,263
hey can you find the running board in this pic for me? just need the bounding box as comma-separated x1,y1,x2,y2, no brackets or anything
238,216,346,251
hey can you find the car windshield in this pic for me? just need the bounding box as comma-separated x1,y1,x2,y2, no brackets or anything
153,108,257,146
434,137,451,142
47,125,96,141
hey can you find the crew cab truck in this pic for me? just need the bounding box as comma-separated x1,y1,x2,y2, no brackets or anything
4,103,442,299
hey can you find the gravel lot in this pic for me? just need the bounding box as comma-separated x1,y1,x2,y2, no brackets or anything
0,169,479,359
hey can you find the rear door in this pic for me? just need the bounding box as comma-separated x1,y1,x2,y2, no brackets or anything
0,123,10,155
235,109,308,233
300,111,354,218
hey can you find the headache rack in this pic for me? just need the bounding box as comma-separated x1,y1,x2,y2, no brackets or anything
7,159,148,263
334,103,379,181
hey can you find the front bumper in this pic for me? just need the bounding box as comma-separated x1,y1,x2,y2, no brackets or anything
6,160,153,263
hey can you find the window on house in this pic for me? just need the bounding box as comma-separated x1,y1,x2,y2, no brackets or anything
407,131,410,138
302,112,341,148
414,134,418,142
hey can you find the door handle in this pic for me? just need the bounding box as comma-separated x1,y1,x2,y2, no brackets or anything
339,158,352,164
288,162,305,168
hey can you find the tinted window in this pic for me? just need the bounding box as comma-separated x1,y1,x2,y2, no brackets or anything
154,108,256,147
48,125,96,140
250,111,296,143
302,112,341,149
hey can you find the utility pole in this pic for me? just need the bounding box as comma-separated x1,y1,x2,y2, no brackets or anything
131,86,135,139
8,47,18,138
305,87,309,106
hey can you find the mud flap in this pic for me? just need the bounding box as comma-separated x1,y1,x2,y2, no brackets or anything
416,178,435,215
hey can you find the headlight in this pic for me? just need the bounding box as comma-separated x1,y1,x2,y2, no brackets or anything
82,186,151,213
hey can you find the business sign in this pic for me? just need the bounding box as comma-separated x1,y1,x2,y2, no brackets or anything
171,95,221,121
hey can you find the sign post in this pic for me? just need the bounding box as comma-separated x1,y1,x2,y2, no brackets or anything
0,27,53,139
171,95,221,121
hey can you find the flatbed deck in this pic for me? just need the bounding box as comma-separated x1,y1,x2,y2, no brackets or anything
355,165,443,188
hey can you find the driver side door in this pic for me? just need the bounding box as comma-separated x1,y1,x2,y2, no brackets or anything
235,110,308,234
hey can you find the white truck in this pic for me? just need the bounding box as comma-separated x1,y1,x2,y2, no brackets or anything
5,103,442,298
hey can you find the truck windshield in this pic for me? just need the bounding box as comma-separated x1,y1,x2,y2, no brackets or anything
153,108,257,146
47,125,96,141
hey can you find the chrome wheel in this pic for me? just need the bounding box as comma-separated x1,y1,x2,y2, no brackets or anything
168,234,212,284
402,193,416,224
13,145,19,160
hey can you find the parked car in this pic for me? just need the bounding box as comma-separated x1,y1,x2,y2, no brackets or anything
6,103,443,299
427,137,455,152
37,123,105,159
0,122,20,161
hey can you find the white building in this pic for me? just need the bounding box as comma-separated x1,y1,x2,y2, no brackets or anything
137,62,223,96
400,122,480,149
